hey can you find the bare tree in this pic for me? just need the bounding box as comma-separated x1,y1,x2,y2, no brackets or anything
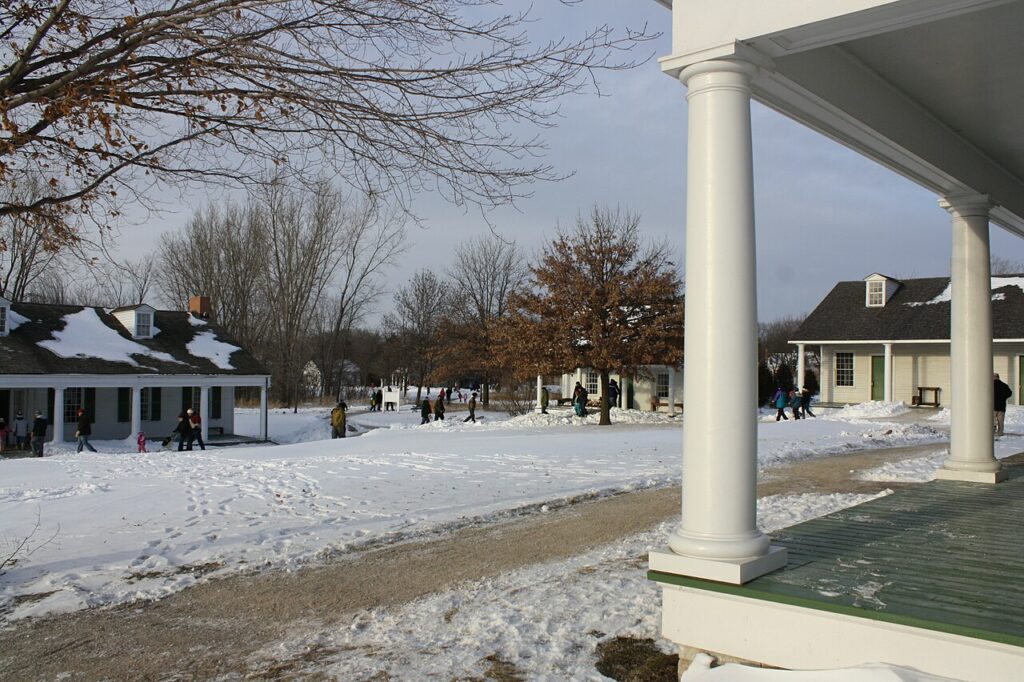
0,175,73,300
312,196,407,400
1,1,656,238
437,234,528,406
497,207,684,425
383,270,452,404
991,255,1024,276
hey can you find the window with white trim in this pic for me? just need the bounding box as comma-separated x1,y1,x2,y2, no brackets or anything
64,387,84,422
656,372,670,399
585,371,598,396
136,311,152,337
835,352,854,387
867,280,885,307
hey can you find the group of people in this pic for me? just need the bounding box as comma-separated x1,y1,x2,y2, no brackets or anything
168,408,206,451
0,409,95,457
572,382,589,417
368,387,397,412
419,391,477,424
772,386,816,421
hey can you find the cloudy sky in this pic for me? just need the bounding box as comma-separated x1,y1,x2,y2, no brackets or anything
113,0,1024,324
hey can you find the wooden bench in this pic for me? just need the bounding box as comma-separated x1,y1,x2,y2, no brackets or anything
912,386,941,407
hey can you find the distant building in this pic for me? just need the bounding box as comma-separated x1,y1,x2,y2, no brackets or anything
0,295,271,443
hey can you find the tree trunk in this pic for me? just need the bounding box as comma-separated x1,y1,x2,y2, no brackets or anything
599,370,611,425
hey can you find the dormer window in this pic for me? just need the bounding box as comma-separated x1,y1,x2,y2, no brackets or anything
864,274,901,308
867,280,885,307
136,311,152,337
111,303,156,339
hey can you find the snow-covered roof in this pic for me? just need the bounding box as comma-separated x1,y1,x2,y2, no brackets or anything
0,302,267,376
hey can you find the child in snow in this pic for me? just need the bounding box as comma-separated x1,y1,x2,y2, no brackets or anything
137,431,148,453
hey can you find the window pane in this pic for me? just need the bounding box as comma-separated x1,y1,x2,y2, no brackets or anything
64,387,83,422
0,306,6,333
835,353,854,387
656,373,670,398
136,312,151,337
586,371,598,396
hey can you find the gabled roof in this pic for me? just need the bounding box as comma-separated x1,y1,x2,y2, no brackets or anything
792,275,1024,342
0,303,268,376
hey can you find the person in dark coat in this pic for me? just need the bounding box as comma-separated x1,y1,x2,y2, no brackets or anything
607,379,620,409
788,389,802,420
994,373,1013,437
540,386,549,414
800,387,816,418
420,397,432,425
187,408,206,450
30,410,47,457
464,392,477,423
75,408,97,453
434,393,446,420
173,410,193,451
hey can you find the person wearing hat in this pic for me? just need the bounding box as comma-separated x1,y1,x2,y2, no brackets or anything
173,409,193,451
463,392,477,423
30,410,48,457
75,407,97,453
186,408,206,451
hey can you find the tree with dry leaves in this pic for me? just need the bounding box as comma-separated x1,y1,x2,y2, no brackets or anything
497,207,683,425
1,1,655,239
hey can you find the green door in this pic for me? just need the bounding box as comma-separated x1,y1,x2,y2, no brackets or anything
871,356,885,401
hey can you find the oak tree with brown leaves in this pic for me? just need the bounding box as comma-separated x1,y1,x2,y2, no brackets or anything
497,207,683,425
1,0,655,242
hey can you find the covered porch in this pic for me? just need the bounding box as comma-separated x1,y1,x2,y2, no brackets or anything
649,0,1024,675
651,455,1024,680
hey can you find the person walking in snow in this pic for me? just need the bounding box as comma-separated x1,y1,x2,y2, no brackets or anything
772,387,788,421
187,408,206,450
800,387,816,418
540,386,549,414
573,382,588,417
994,373,1013,437
434,392,446,420
330,401,347,438
788,390,802,420
30,410,47,457
137,431,148,453
75,407,97,453
420,397,432,425
464,392,477,423
173,410,192,451
12,411,27,450
607,379,620,409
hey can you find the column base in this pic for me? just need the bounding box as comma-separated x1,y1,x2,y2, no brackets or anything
649,545,788,585
935,467,1006,484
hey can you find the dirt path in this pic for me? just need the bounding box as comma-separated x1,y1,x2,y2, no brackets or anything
0,442,946,680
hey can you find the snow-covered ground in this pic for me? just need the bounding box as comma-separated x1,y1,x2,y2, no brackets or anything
3,402,1023,680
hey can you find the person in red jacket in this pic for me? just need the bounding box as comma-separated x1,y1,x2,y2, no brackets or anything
186,408,206,451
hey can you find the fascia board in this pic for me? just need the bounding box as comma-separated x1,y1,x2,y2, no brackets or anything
0,374,272,389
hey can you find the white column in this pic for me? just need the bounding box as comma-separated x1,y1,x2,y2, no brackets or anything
200,386,210,442
668,369,677,416
259,382,269,441
883,343,894,402
796,343,806,391
651,59,786,584
535,374,543,413
52,387,65,444
937,193,1002,483
131,386,142,441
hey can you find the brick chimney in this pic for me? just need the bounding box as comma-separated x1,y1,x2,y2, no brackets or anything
188,295,211,318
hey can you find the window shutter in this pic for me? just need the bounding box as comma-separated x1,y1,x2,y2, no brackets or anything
46,388,54,421
211,386,222,420
117,388,130,422
181,387,191,413
150,387,162,421
85,387,96,421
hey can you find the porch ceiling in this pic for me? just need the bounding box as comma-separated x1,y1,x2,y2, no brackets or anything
742,0,1024,236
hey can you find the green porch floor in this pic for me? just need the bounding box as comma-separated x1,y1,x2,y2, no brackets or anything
650,460,1024,648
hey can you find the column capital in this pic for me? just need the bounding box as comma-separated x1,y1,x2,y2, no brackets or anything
679,59,758,89
939,192,991,218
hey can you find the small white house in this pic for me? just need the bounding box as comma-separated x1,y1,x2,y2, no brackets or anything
559,365,682,412
791,274,1024,407
0,296,271,444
